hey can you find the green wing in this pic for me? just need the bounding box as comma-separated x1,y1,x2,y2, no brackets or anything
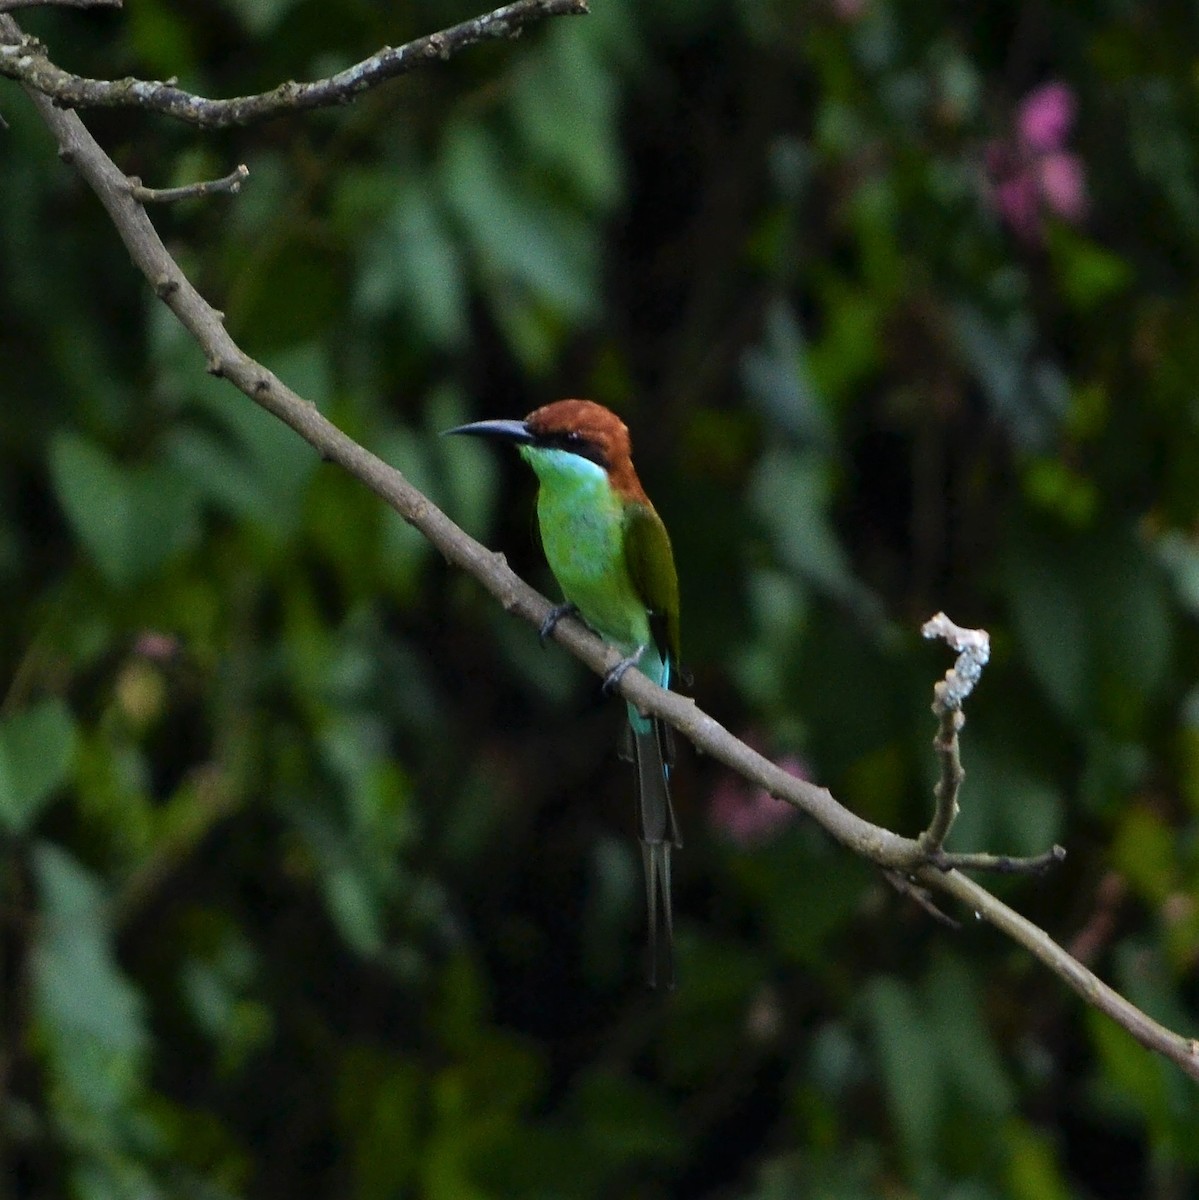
623,501,681,666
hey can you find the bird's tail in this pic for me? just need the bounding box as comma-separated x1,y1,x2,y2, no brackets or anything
631,717,681,988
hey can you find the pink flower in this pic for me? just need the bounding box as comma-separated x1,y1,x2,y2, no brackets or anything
1038,152,1086,219
708,750,806,848
1018,82,1076,153
985,82,1087,243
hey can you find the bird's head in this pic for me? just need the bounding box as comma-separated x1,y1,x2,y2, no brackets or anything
445,399,644,497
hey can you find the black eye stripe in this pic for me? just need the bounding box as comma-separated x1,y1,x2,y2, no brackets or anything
540,431,609,470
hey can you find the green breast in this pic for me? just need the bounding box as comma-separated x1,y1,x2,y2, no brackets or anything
522,447,652,655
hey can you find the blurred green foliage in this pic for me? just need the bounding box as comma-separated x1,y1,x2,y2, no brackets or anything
3,1,1199,1197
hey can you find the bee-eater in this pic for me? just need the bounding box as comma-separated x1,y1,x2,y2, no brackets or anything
446,399,682,987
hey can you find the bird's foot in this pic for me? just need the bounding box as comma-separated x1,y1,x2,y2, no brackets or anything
602,645,645,695
538,601,579,645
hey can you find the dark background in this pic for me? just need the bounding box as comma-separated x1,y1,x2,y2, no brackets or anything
3,1,1199,1197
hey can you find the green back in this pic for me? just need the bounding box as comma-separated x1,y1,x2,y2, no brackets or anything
623,502,681,667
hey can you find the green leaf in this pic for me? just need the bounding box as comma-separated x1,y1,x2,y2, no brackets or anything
230,234,344,351
750,448,880,621
166,351,319,536
806,277,884,402
0,699,76,834
1005,524,1173,733
743,837,870,966
440,121,599,319
1111,806,1177,905
166,427,272,523
50,433,201,587
1154,529,1199,617
356,180,468,349
30,844,148,1117
223,0,303,35
373,423,440,593
742,298,831,443
126,0,198,78
923,953,1015,1117
430,386,500,541
950,303,1066,449
568,1069,682,1163
1087,1003,1171,1134
337,1049,422,1200
865,976,942,1164
1021,457,1098,526
658,938,763,1085
1005,1119,1073,1200
323,859,385,957
511,24,622,211
1049,228,1134,311
942,735,1063,859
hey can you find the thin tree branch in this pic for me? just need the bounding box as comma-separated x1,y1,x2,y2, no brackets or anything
922,866,1198,1078
922,702,965,849
5,8,1198,1084
883,870,962,931
915,617,1060,874
923,611,991,706
919,612,990,852
0,0,588,128
128,162,248,203
925,844,1067,875
0,0,119,10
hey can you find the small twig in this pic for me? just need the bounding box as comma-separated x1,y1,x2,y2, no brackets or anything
922,611,990,710
883,870,962,930
0,0,120,10
915,614,1060,877
0,0,589,128
918,612,991,853
920,703,964,852
128,162,248,204
926,844,1067,876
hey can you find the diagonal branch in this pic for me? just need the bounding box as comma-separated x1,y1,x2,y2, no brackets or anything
4,8,1198,1085
0,0,119,10
921,866,1197,1078
0,0,588,127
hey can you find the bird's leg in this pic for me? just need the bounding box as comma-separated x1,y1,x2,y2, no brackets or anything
602,644,645,694
539,601,579,645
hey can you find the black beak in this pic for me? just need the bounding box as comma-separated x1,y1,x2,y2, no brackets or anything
442,418,535,445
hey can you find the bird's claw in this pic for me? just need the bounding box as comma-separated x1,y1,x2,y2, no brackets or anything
539,601,579,645
602,645,645,695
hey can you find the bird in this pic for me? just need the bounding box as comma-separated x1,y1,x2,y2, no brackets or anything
446,399,682,987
